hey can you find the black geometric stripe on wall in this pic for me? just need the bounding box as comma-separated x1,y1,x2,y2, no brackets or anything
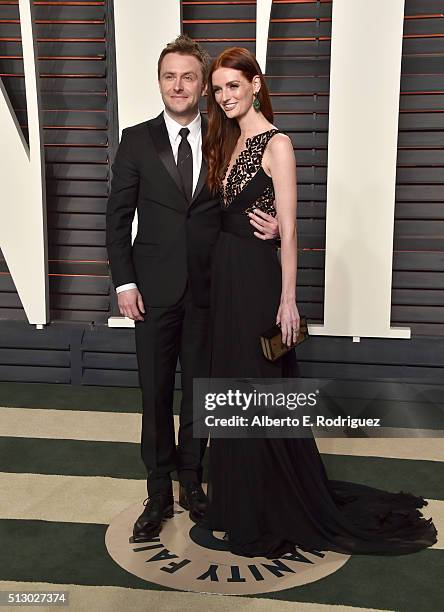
0,0,111,323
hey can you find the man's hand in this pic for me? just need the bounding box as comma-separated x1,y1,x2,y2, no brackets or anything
117,287,145,321
248,209,280,240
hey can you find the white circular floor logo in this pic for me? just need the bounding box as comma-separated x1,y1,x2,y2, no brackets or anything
106,499,350,595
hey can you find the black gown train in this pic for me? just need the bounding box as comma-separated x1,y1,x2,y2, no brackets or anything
203,129,438,559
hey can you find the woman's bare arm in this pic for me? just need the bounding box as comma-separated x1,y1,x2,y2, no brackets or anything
264,133,300,346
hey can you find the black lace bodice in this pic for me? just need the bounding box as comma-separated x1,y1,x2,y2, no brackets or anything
220,129,279,216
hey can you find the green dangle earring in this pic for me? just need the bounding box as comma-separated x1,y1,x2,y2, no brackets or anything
253,91,261,112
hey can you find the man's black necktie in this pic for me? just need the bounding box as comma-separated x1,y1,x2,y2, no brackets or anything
177,127,193,202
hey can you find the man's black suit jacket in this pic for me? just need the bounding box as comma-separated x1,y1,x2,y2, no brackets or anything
106,112,221,308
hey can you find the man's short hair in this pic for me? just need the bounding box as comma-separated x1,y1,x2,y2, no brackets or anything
158,34,211,83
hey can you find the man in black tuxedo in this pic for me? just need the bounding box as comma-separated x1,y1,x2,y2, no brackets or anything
106,35,278,542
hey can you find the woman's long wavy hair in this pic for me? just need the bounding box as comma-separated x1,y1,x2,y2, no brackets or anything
203,47,273,192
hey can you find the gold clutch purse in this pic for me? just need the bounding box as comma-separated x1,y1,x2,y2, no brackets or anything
260,317,308,362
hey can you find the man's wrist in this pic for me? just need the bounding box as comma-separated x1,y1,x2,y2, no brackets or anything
116,283,137,294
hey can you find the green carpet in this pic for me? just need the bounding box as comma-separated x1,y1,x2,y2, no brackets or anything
2,382,443,429
0,520,441,611
1,436,443,501
0,382,442,611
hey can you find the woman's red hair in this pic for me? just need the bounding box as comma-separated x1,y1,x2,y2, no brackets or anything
203,47,273,192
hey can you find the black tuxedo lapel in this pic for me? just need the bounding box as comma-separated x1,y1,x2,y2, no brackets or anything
148,113,187,201
190,158,208,207
190,114,209,207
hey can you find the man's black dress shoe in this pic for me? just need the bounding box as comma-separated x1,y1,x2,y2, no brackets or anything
130,492,174,543
179,482,208,523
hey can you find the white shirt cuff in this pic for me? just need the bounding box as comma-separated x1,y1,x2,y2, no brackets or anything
116,283,137,294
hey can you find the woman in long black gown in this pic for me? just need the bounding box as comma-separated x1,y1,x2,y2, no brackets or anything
201,47,437,559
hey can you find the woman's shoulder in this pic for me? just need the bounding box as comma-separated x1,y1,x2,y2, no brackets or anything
268,130,292,147
266,131,294,159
